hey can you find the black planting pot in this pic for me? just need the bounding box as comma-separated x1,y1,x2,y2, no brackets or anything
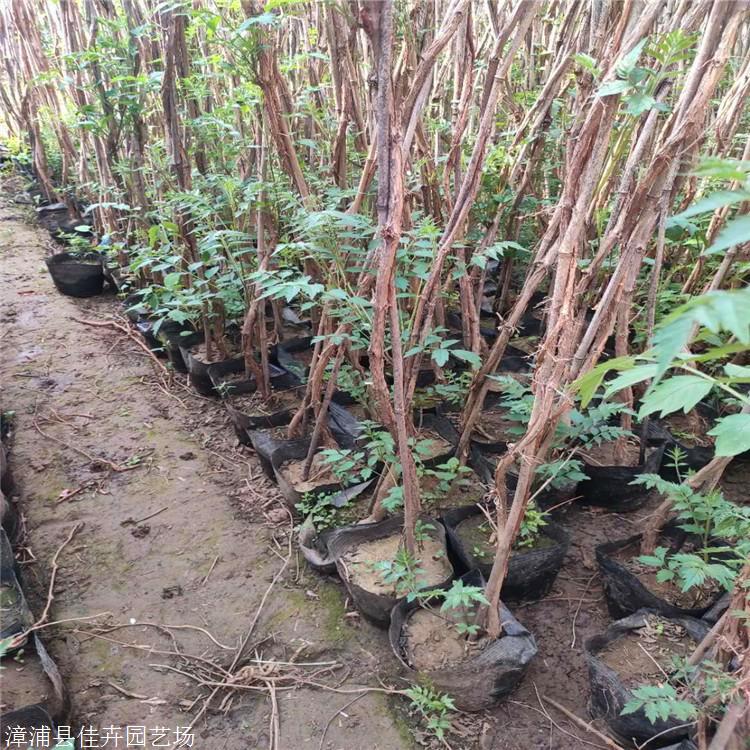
328,401,365,449
179,338,216,396
1,528,34,654
471,449,578,512
496,344,531,373
413,412,459,469
123,295,161,352
269,437,372,511
271,336,315,381
442,505,569,600
135,318,163,354
154,323,200,373
327,514,453,628
208,357,298,398
596,527,729,620
123,293,146,323
1,706,56,745
1,489,20,542
585,610,707,748
246,405,360,477
388,570,537,711
35,204,69,234
578,445,666,512
445,310,501,342
658,442,713,481
467,392,517,454
297,480,377,574
45,252,105,298
298,515,338,574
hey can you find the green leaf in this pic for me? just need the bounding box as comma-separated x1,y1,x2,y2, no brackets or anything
597,79,630,97
724,363,750,379
621,699,643,716
432,349,450,367
451,349,482,368
572,356,635,407
639,375,713,418
704,214,750,256
604,363,659,397
616,37,648,77
708,414,750,457
670,190,750,223
625,92,658,116
574,53,600,75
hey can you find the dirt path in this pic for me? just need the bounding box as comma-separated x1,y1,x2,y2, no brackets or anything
0,182,410,749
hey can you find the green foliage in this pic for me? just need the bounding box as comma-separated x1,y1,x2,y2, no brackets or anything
622,683,698,724
294,491,348,532
404,685,456,740
515,502,549,548
632,474,750,593
371,548,427,599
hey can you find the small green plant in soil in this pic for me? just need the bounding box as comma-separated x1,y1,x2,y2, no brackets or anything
59,228,94,256
404,685,456,741
632,473,750,596
463,502,550,563
623,654,738,726
294,491,349,533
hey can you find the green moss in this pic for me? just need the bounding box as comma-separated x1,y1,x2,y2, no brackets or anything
317,582,349,643
376,692,415,749
263,589,306,631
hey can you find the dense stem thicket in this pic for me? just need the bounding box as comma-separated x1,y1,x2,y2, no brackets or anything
2,4,749,725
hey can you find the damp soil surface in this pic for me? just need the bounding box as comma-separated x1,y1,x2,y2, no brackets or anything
471,409,520,446
279,452,342,494
229,386,303,416
404,606,485,671
413,429,453,460
455,513,555,562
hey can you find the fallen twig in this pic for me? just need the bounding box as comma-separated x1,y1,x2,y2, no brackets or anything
32,416,135,473
201,555,219,586
542,694,624,750
71,316,171,380
28,523,83,633
318,694,365,750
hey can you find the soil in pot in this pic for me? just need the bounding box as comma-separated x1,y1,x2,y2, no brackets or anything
341,526,452,597
389,570,538,712
612,537,724,612
155,323,199,373
230,386,303,421
597,613,693,690
182,340,238,395
404,603,486,671
415,428,454,461
597,529,728,619
421,469,487,515
585,611,708,748
444,505,568,599
277,450,343,496
470,409,520,452
454,512,556,564
578,445,665,512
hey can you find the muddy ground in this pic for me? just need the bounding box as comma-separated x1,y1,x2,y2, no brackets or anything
4,174,735,750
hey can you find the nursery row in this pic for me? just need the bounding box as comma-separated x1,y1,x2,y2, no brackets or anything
15,196,748,747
